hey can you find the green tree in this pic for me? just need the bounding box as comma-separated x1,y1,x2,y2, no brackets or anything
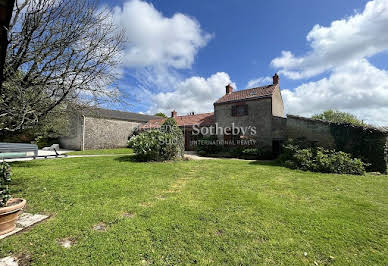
312,110,366,126
154,112,167,118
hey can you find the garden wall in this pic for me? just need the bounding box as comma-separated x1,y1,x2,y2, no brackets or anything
83,117,141,150
287,115,388,173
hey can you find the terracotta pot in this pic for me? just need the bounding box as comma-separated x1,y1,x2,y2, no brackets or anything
0,198,27,235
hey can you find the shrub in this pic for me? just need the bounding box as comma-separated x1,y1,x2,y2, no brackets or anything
0,162,12,207
239,148,261,159
198,150,207,156
234,147,274,160
279,140,367,175
161,118,184,159
128,118,184,161
230,146,245,158
196,135,223,155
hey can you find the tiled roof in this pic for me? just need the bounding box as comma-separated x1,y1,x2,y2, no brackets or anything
82,107,159,122
141,112,214,129
214,84,277,104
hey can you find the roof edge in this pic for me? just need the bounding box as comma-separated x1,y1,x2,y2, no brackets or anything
214,95,273,105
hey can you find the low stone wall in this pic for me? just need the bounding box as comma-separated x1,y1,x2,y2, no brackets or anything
287,115,388,173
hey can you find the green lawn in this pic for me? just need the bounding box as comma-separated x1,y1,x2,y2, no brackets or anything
65,148,133,155
1,155,387,265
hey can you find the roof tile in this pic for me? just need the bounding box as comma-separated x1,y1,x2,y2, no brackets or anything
141,113,214,129
215,84,277,104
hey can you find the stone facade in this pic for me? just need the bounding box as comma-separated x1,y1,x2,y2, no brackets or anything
60,108,158,150
287,115,336,148
214,98,274,149
142,74,287,152
214,84,286,151
83,117,141,150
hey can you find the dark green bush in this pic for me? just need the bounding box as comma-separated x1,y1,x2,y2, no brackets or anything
280,140,367,175
196,135,223,155
0,162,12,207
239,148,261,159
236,147,274,160
230,146,245,157
198,150,207,156
128,118,184,161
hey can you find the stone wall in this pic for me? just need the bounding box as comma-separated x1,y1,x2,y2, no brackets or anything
287,115,336,148
272,116,287,140
83,117,142,150
214,98,273,149
287,115,388,173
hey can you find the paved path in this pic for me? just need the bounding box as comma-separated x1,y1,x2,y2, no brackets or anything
183,151,256,161
3,153,134,162
4,150,254,162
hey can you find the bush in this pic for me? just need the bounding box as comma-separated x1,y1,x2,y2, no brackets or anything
279,140,367,175
238,148,261,159
0,162,12,207
196,135,223,155
128,118,184,161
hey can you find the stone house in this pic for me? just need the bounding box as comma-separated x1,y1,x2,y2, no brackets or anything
214,73,286,152
59,74,386,172
142,73,287,152
59,108,158,150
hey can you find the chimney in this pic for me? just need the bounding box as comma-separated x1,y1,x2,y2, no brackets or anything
171,110,177,118
273,73,279,85
226,84,233,94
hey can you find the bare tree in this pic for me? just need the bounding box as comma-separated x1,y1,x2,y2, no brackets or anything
0,0,124,132
0,0,16,88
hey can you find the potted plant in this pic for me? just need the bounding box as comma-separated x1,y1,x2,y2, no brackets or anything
0,161,26,235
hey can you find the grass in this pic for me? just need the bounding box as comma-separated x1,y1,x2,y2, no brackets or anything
1,155,387,265
65,148,133,155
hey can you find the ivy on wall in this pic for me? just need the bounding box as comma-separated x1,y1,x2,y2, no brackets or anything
329,123,388,174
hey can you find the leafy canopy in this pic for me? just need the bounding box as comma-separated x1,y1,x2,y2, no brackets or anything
128,118,184,161
154,113,167,118
312,110,366,126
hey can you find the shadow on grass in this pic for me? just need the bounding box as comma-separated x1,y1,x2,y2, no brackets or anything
8,161,45,168
248,160,281,167
113,155,154,163
114,155,138,162
114,155,186,164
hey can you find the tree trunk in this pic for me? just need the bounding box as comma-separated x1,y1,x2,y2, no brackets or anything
0,0,15,89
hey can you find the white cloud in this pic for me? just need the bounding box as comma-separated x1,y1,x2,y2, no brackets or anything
282,59,388,126
147,72,234,115
246,76,272,89
272,0,388,79
113,0,212,69
130,66,182,93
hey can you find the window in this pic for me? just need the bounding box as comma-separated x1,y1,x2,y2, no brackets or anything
231,104,248,117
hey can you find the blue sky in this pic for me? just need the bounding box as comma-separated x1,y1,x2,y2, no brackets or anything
101,0,388,126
